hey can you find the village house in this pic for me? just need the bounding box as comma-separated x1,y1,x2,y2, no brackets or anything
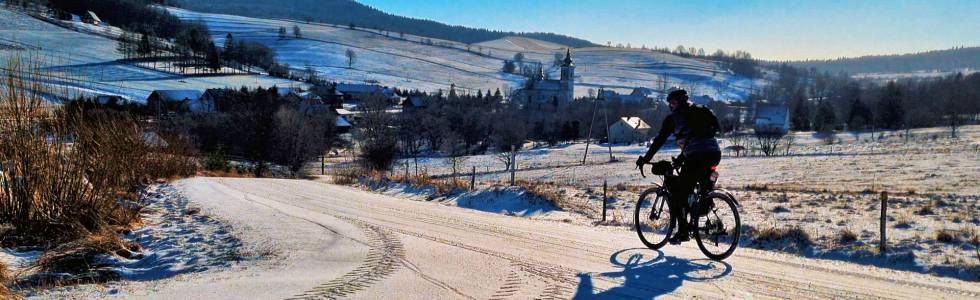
146,90,205,116
753,100,790,134
82,11,102,25
335,83,399,103
598,88,653,103
608,116,652,144
94,94,128,105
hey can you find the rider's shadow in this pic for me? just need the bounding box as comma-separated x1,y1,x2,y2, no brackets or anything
572,249,732,300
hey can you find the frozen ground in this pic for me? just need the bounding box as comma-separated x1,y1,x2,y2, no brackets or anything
0,7,302,102
164,7,757,100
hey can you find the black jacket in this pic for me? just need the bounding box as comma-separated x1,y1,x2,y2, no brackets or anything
643,104,720,160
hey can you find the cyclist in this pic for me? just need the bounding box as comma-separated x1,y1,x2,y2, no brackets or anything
636,89,721,244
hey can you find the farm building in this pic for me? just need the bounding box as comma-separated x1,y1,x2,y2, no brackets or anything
608,116,651,144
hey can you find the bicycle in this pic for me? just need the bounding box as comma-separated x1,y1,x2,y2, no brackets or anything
634,155,742,261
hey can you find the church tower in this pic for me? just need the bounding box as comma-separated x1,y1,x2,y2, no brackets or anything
559,48,575,105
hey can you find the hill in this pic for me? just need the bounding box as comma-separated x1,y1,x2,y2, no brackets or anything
164,7,756,100
0,7,299,102
167,0,597,48
786,46,980,75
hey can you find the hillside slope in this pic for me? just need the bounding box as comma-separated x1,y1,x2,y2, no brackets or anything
0,7,299,102
169,0,597,48
167,7,757,100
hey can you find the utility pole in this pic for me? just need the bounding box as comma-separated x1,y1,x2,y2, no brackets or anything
582,88,601,164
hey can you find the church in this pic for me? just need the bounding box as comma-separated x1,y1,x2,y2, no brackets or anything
512,49,575,109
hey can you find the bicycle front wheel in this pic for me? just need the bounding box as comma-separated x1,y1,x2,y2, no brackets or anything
634,186,673,250
693,192,741,261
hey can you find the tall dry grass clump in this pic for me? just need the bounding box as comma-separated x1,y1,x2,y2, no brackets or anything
0,260,13,299
0,57,196,248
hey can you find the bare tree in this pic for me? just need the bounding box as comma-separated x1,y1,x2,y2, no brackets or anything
755,132,785,157
442,132,468,181
293,25,302,39
358,93,397,170
345,48,356,69
725,132,747,157
273,107,334,175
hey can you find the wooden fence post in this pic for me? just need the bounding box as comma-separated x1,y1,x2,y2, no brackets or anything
602,179,608,222
470,166,476,190
510,145,517,186
320,156,325,175
880,191,888,254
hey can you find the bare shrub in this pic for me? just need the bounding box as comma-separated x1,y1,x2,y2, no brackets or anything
916,204,934,215
0,57,195,248
754,132,785,156
935,229,959,244
746,226,812,252
835,228,858,245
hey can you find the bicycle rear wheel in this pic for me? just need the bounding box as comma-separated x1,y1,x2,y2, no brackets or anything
634,187,673,250
693,192,741,261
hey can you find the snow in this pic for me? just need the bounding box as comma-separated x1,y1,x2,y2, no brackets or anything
0,7,303,103
1,183,243,298
387,125,980,281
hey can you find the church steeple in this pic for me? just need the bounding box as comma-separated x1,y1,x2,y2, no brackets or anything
563,48,573,66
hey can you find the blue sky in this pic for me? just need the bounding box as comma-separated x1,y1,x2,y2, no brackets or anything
357,0,980,61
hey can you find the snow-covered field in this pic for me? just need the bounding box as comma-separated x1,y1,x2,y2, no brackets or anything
165,7,757,100
0,7,302,102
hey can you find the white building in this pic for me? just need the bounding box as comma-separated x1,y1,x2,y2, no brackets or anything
608,116,651,144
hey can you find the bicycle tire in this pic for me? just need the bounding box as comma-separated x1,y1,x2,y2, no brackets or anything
693,191,741,261
634,186,672,250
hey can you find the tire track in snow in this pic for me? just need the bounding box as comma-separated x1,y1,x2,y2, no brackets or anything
217,179,978,299
287,220,404,300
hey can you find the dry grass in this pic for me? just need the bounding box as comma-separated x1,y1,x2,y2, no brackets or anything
330,164,363,185
515,180,562,208
0,260,14,299
33,232,140,275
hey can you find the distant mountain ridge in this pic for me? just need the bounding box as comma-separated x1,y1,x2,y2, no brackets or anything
785,47,980,75
167,0,596,48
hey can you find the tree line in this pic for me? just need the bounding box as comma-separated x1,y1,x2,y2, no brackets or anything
766,64,980,139
168,0,596,48
361,87,668,172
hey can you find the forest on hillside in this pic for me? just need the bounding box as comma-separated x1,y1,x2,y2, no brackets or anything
786,47,980,74
166,0,596,47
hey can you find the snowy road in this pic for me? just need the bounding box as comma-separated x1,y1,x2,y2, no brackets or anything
169,177,978,299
